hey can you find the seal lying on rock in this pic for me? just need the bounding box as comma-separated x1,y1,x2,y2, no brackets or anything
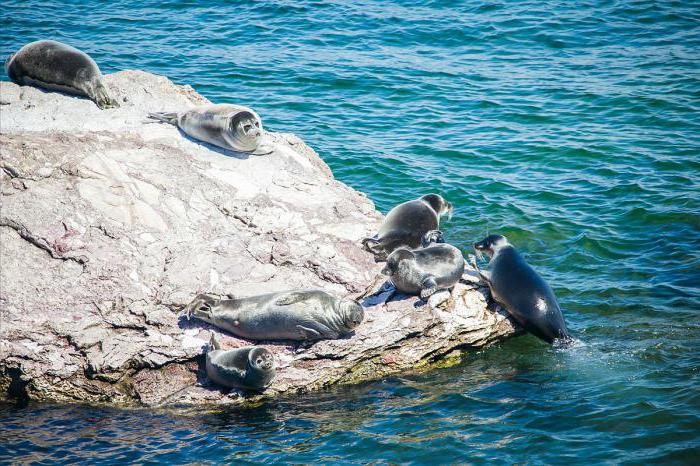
471,234,571,344
184,290,364,341
382,230,465,299
205,334,275,391
5,40,119,109
362,194,453,260
148,104,271,155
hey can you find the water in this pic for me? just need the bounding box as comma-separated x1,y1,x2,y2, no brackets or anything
2,0,699,463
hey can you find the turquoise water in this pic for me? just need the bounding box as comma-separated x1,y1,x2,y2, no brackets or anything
2,0,699,463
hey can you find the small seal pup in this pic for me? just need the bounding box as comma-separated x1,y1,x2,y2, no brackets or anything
5,40,119,109
205,334,275,391
471,234,571,344
148,104,271,155
381,230,465,299
362,194,453,260
184,290,364,341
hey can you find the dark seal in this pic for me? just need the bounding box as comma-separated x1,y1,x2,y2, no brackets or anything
205,334,275,391
184,290,364,341
472,234,571,344
362,194,453,260
5,40,119,109
382,230,465,299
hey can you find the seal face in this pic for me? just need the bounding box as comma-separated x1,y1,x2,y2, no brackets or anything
362,194,453,260
472,234,571,344
5,40,118,109
205,334,275,391
184,290,364,341
148,104,270,154
382,233,465,299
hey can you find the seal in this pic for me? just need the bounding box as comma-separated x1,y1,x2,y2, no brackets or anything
381,230,465,299
205,334,275,391
471,234,571,344
362,194,453,260
148,104,271,155
5,40,119,109
184,290,364,341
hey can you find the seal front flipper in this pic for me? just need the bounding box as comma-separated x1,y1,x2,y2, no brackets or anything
296,325,322,340
420,275,439,299
469,255,492,284
274,291,317,306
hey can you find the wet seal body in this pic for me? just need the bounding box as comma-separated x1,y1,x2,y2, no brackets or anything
205,334,275,391
382,230,465,299
184,290,364,341
148,104,271,155
5,40,118,109
472,234,570,344
363,194,453,260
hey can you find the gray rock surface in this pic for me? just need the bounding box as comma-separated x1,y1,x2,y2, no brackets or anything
0,71,519,407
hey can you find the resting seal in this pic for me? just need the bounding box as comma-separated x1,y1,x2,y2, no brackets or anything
5,40,118,109
471,234,571,344
205,334,275,391
184,290,364,341
382,230,465,299
362,194,453,260
148,104,271,154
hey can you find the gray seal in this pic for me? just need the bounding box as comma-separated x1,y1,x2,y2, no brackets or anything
362,194,453,260
205,334,275,391
184,290,364,341
381,230,465,299
471,234,571,344
5,40,119,109
148,104,271,155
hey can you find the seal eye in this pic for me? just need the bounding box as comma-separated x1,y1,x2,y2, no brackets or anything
243,124,253,132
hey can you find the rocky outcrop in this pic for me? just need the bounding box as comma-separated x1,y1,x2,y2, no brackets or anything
0,71,519,407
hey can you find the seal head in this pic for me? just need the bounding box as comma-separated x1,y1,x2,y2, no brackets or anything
225,109,264,153
420,193,453,220
473,234,509,258
337,298,364,331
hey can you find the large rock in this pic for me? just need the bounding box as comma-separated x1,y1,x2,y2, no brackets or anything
0,71,519,407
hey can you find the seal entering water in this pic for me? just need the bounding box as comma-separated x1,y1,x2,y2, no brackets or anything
471,234,571,344
148,104,271,154
205,334,275,391
184,290,364,341
5,40,119,109
362,194,453,260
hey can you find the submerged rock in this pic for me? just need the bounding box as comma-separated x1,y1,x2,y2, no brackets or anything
0,71,519,407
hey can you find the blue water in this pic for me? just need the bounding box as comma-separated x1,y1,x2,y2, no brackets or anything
2,0,699,463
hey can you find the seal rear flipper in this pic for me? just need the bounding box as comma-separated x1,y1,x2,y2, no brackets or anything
420,276,438,299
421,230,444,247
209,333,222,350
361,236,383,254
147,111,179,125
183,293,219,321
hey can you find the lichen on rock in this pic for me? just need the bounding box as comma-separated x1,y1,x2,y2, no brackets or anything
0,71,519,407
